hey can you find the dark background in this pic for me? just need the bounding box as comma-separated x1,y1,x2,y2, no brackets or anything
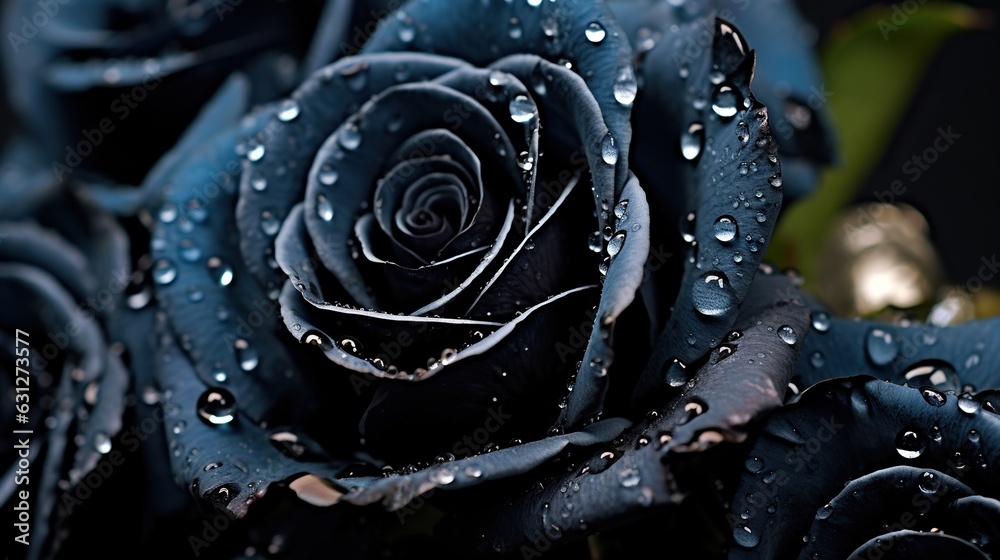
794,0,1000,289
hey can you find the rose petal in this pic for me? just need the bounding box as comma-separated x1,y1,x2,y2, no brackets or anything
362,0,635,200
793,313,1000,395
236,52,468,304
634,17,785,394
847,530,989,560
728,376,1000,558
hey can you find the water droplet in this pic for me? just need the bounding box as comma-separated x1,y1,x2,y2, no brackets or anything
508,17,523,39
777,325,797,345
509,95,535,123
663,358,688,387
206,257,234,287
234,339,259,371
733,525,759,548
613,66,637,106
260,210,280,236
745,456,764,474
318,165,338,186
94,433,111,454
811,312,830,332
733,252,743,263
918,471,940,494
618,467,640,487
159,203,178,223
809,351,824,369
317,194,334,222
213,370,228,383
614,199,629,221
866,328,899,366
755,212,767,223
601,133,618,164
712,85,739,118
905,361,959,392
246,142,265,162
527,0,542,6
249,172,267,192
277,99,300,122
769,174,783,188
197,388,237,426
607,231,626,257
692,271,735,317
680,122,704,161
585,21,606,43
713,216,737,242
152,259,177,285
397,20,415,43
895,429,925,459
816,504,833,520
339,124,362,151
965,353,981,369
430,468,455,485
736,120,749,143
588,231,603,253
958,397,979,415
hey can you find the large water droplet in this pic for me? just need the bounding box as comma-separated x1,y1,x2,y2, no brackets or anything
866,328,899,366
317,194,334,222
745,456,763,474
235,339,259,371
601,133,618,164
681,122,704,161
277,99,300,122
614,199,629,221
152,259,177,285
816,503,833,520
958,397,979,415
712,85,739,118
607,231,626,257
777,325,797,345
918,471,940,494
430,468,455,485
339,124,362,151
207,257,234,287
733,525,759,548
692,271,735,317
197,388,237,426
662,358,688,387
713,216,737,242
613,67,637,106
585,22,606,44
895,429,925,459
509,95,535,123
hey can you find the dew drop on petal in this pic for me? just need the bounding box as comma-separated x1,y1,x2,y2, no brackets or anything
509,95,536,123
865,328,899,366
613,66,638,106
692,271,735,317
607,231,626,257
895,429,925,459
339,124,362,151
317,194,334,222
585,22,606,44
713,216,737,242
811,312,830,332
152,259,177,285
712,85,739,118
234,339,259,371
277,99,300,122
601,133,618,164
681,122,704,161
197,388,237,426
777,325,797,345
